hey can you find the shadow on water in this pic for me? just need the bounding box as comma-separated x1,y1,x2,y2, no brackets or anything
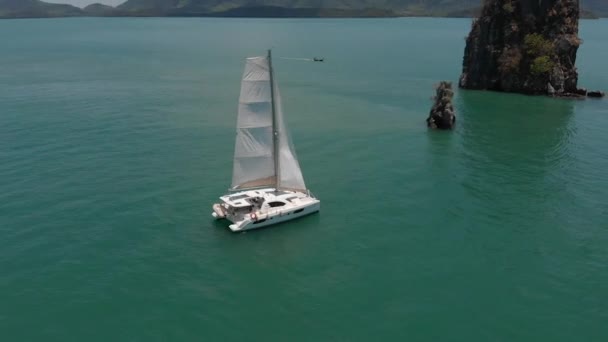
424,126,458,196
458,90,574,168
210,211,322,235
208,212,323,263
456,90,575,226
425,124,456,158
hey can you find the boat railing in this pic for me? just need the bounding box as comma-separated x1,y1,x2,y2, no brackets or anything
251,207,291,221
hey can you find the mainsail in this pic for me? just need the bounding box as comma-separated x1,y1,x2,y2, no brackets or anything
231,52,306,192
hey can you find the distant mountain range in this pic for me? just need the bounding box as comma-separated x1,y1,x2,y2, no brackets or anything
1,0,606,19
0,0,81,18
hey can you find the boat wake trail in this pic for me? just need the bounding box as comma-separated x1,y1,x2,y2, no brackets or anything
278,57,314,62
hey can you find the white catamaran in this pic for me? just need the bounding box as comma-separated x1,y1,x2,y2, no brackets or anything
212,50,320,232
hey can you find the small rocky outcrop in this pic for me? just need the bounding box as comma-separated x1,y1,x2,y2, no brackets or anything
460,0,585,97
427,82,456,129
587,90,605,98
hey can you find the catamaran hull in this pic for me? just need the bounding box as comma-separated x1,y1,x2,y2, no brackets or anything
231,200,319,232
212,199,320,232
212,203,226,219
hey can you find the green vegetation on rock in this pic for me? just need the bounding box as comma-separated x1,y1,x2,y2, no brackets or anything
524,33,555,57
530,56,555,75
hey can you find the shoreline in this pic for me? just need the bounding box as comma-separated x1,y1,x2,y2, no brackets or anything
1,15,606,20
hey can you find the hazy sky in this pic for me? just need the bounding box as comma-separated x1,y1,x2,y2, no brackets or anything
45,0,125,8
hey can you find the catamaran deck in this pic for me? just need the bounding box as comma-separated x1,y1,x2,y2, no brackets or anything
220,188,312,207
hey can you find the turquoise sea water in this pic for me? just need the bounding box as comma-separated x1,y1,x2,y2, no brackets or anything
1,18,607,341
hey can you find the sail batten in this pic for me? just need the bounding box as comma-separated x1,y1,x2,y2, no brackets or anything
230,53,306,192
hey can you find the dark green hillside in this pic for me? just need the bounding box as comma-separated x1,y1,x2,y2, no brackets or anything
0,0,82,18
1,0,605,19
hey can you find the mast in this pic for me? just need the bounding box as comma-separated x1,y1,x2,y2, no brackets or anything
268,49,281,190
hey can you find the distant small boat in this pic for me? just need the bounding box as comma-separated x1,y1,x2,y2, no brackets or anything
313,57,324,62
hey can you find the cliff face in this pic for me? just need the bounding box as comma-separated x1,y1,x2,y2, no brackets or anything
459,0,582,96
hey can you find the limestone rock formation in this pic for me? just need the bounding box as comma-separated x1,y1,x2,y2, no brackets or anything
587,90,605,98
459,0,583,96
427,82,456,129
